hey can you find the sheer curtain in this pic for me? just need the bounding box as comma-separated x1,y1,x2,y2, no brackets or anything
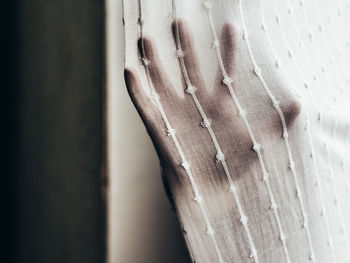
109,0,350,262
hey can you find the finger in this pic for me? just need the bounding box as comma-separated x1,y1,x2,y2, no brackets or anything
124,68,175,163
280,99,302,128
137,37,180,102
124,68,154,121
171,20,207,93
220,23,236,78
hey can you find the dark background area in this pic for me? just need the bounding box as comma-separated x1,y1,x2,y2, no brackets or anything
5,1,106,262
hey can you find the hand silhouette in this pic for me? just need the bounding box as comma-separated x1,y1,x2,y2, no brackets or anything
124,20,301,262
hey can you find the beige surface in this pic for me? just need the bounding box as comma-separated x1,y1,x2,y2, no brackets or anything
106,1,190,262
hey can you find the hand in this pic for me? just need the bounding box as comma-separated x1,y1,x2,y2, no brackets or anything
124,20,301,262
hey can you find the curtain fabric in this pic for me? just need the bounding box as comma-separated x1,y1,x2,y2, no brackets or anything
122,0,350,262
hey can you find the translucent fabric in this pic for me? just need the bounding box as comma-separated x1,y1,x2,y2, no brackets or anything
122,0,350,262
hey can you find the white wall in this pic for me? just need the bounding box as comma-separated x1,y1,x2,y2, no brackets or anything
105,1,190,262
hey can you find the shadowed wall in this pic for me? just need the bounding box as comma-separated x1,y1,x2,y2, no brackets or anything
8,1,105,262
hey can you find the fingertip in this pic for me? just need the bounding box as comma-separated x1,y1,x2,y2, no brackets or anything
220,23,237,76
124,67,133,82
171,19,185,34
222,23,235,38
171,20,177,40
124,68,136,88
221,23,236,51
137,37,154,60
281,99,302,128
137,38,143,56
178,20,190,41
124,68,143,101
